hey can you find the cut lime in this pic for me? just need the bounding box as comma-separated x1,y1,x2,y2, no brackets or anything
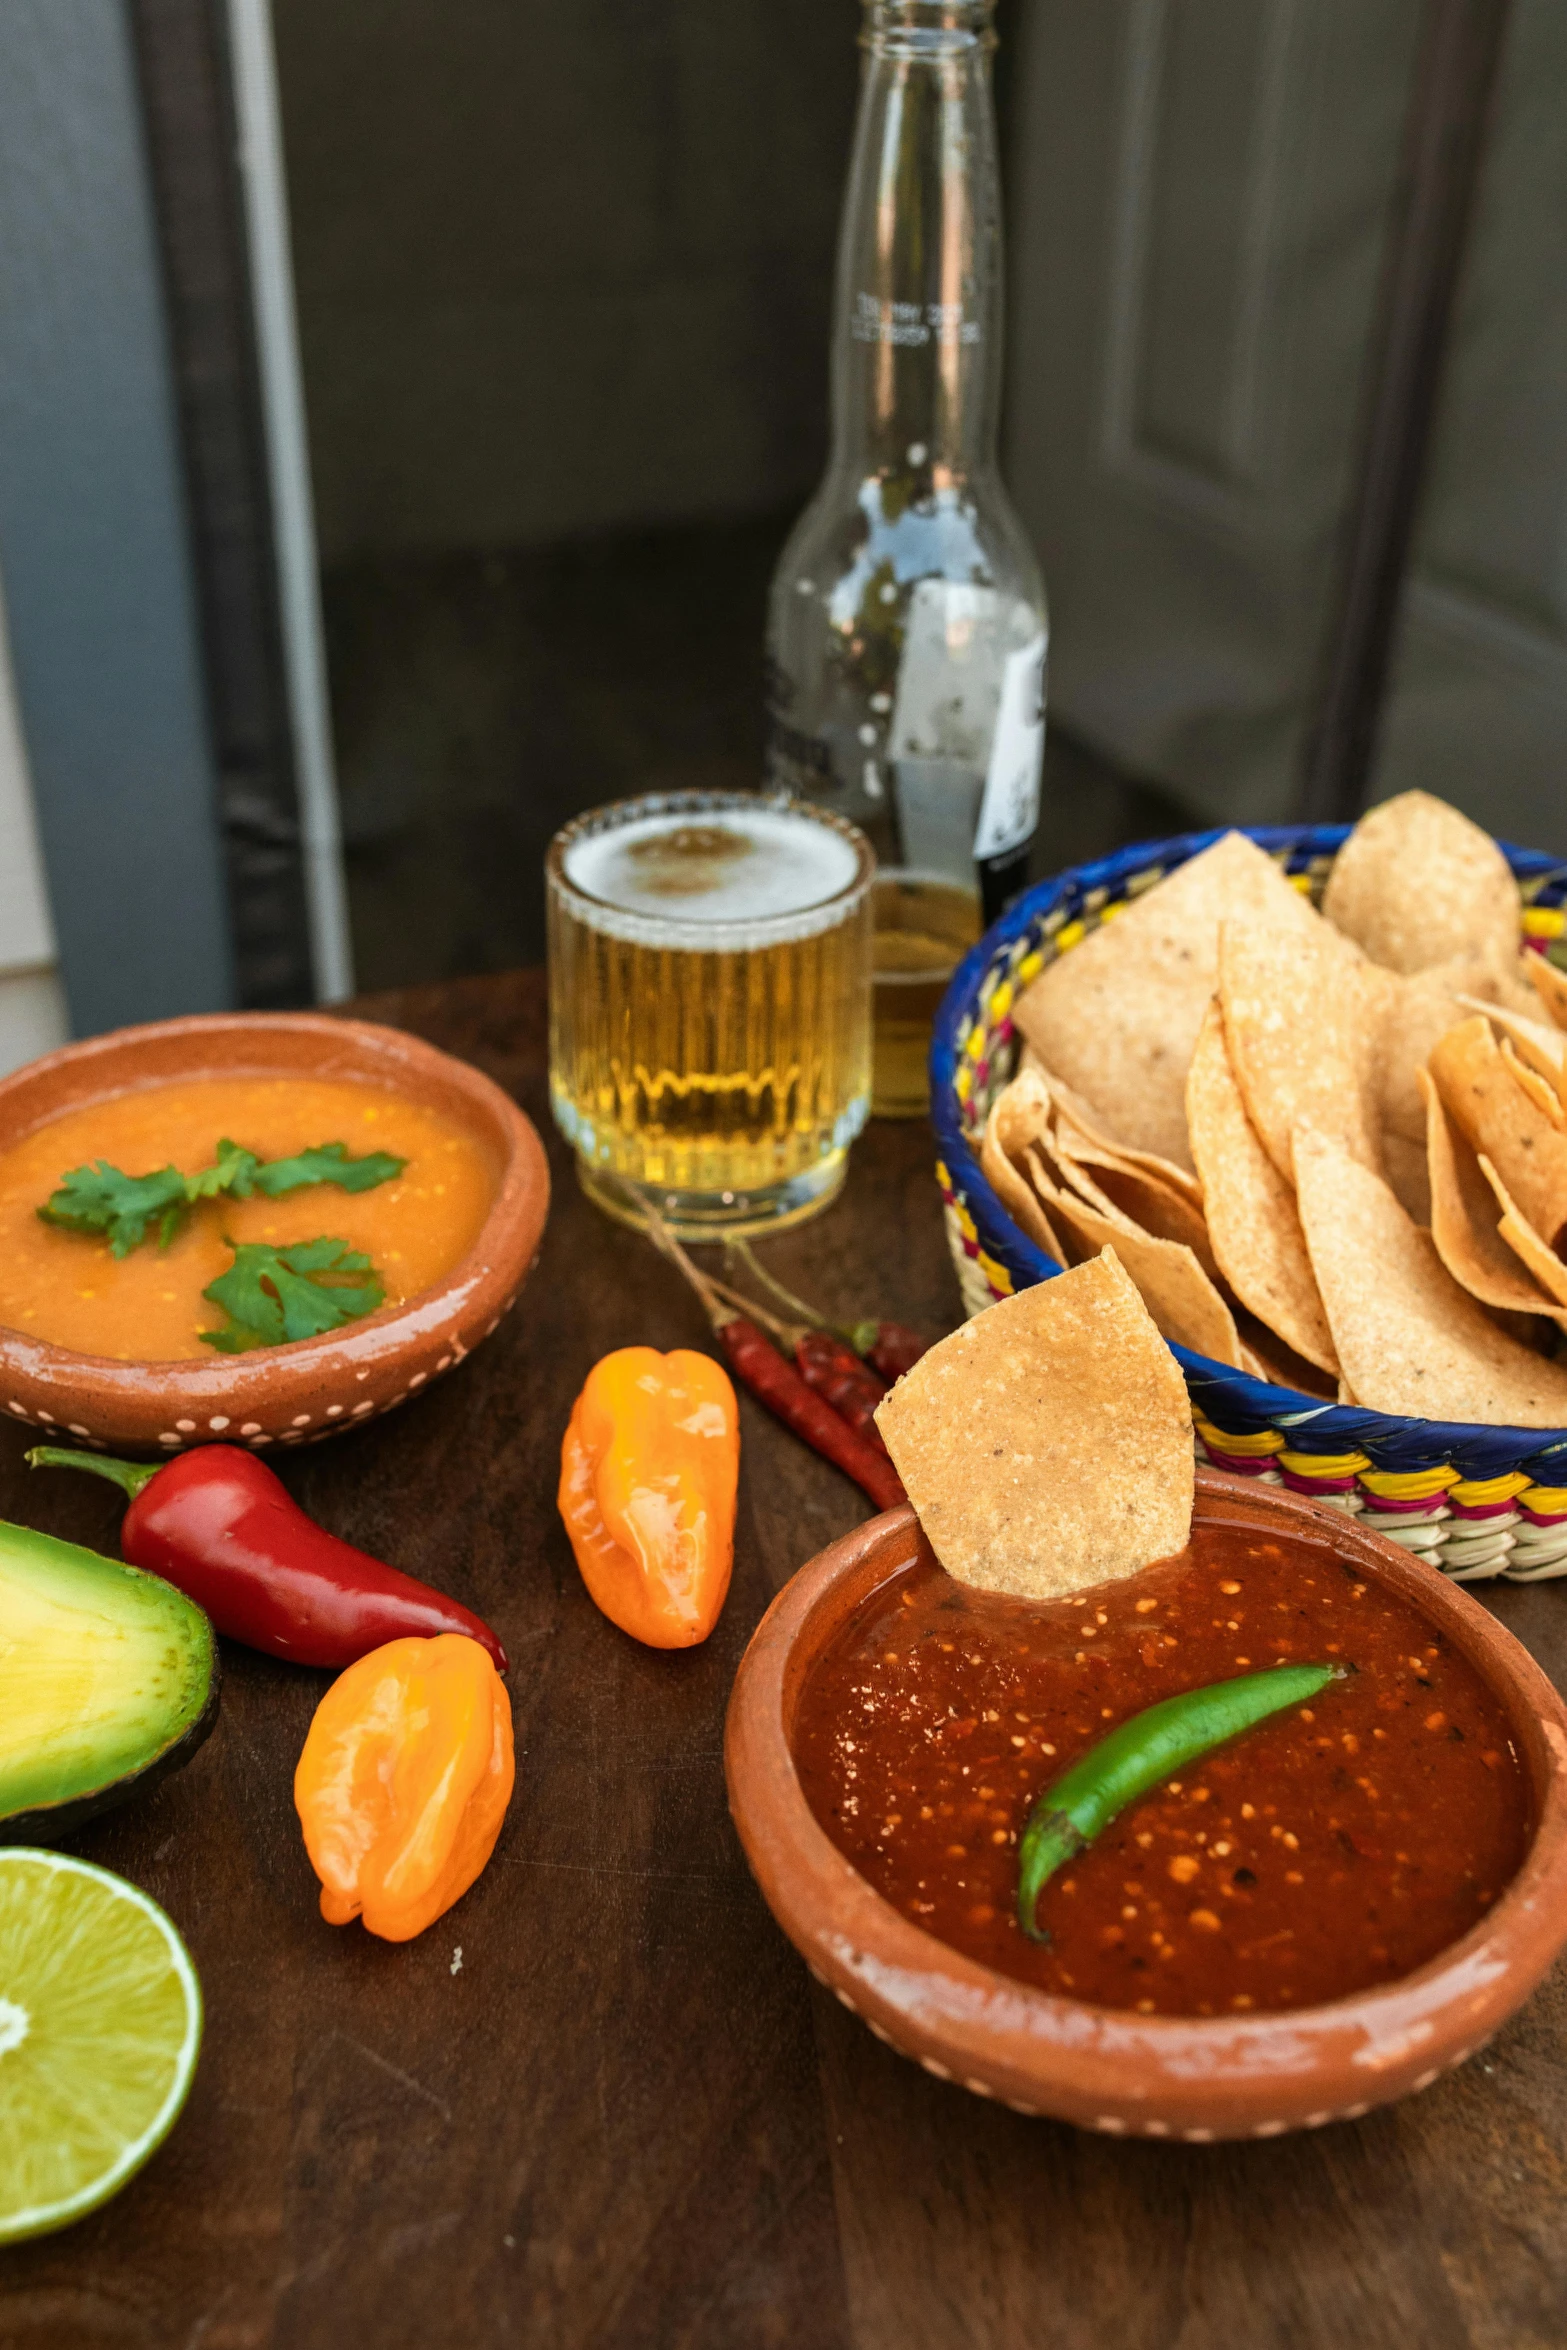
0,1849,202,2241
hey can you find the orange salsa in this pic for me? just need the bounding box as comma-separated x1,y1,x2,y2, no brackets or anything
0,1077,498,1360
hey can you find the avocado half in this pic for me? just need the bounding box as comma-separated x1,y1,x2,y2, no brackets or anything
0,1520,219,1843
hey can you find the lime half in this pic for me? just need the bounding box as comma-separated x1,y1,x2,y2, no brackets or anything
0,1849,202,2241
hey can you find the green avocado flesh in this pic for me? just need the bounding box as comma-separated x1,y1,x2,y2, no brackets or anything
0,1521,217,1835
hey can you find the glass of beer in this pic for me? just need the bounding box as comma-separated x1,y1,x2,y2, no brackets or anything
547,792,874,1236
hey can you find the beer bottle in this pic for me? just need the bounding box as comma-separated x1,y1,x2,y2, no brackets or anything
766,0,1047,939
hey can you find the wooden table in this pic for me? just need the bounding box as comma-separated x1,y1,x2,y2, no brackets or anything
4,968,1567,2349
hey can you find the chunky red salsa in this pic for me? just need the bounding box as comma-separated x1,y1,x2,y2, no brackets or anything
793,1523,1529,2016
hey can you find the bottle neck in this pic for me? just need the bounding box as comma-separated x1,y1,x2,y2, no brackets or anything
829,0,1002,486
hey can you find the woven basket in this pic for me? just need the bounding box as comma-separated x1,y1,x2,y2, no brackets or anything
930,822,1567,1584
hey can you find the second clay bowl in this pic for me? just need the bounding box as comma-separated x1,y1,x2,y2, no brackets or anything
725,1472,1567,2141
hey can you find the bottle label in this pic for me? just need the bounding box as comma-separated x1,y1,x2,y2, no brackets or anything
851,292,982,348
973,633,1046,862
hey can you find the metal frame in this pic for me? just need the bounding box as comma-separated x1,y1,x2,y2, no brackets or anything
130,0,352,1006
0,0,236,1036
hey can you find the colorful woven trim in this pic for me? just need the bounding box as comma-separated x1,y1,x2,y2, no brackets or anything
1191,1422,1567,1584
930,823,1567,1586
937,1159,1016,1322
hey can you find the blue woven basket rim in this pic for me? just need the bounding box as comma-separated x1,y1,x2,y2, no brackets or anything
929,822,1567,1483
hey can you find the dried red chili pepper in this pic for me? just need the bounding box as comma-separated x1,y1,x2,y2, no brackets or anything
646,1228,905,1515
26,1445,507,1672
794,1329,889,1447
864,1323,930,1381
717,1316,904,1512
707,1276,889,1455
727,1241,931,1382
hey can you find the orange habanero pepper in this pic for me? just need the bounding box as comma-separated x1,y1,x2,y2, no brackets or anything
294,1633,514,1942
558,1346,738,1648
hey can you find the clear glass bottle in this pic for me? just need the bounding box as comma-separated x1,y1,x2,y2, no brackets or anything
766,0,1048,952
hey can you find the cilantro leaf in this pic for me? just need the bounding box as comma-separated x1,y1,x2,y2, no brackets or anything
199,1236,385,1353
186,1139,262,1200
36,1135,404,1260
249,1141,406,1197
38,1162,191,1257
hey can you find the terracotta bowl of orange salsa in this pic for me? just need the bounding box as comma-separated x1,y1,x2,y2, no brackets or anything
0,1012,549,1455
726,1472,1567,2141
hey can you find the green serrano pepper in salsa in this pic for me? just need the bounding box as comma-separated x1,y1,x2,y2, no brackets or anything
1017,1663,1344,1941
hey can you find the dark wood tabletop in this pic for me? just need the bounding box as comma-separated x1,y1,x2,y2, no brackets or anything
4,967,1567,2350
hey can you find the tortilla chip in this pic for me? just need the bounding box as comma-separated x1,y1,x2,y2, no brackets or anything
1219,918,1383,1183
1321,791,1520,975
1233,1312,1337,1400
1477,1155,1567,1309
981,1095,1070,1266
1040,1143,1143,1233
1184,1001,1339,1373
1379,1128,1431,1224
1428,1016,1567,1253
1225,1296,1339,1396
1501,1037,1565,1127
1293,1124,1567,1426
1012,832,1323,1173
1458,992,1567,1093
874,1249,1194,1600
1421,1068,1567,1325
1050,1127,1219,1278
996,1063,1056,1138
1037,1072,1204,1209
1377,955,1535,1145
1025,1144,1244,1368
1527,954,1567,1034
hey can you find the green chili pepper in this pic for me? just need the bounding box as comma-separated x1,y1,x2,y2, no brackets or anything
1017,1662,1346,1942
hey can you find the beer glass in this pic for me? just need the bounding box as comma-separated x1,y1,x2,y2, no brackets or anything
547,792,874,1236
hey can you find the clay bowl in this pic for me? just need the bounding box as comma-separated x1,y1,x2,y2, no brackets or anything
0,1012,549,1455
725,1471,1567,2141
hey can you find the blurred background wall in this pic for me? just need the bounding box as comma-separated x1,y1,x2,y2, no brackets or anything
275,0,856,562
1007,0,1567,850
270,0,868,991
275,0,1567,993
1373,0,1567,831
0,0,1561,1039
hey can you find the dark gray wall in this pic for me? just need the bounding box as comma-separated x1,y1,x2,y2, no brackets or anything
0,0,235,1035
272,0,860,562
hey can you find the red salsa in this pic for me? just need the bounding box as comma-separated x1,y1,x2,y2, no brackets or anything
793,1522,1530,2016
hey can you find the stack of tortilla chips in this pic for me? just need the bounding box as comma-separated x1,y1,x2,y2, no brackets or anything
982,791,1567,1428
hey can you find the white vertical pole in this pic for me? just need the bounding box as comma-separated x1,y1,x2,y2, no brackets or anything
225,0,355,1002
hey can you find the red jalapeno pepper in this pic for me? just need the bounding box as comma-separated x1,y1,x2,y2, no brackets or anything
26,1444,507,1673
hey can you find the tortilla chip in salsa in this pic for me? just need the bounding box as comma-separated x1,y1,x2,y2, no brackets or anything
874,1250,1194,1601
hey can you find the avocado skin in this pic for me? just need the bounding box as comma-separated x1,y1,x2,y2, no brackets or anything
0,1650,222,1846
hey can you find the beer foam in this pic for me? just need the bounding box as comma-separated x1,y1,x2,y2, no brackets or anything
561,805,863,941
